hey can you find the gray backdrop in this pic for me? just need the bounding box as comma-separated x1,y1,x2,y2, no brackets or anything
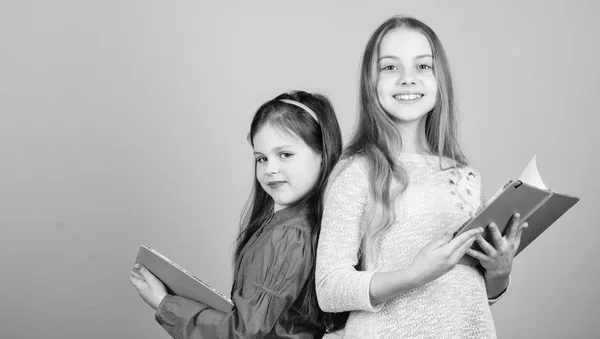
2,1,598,338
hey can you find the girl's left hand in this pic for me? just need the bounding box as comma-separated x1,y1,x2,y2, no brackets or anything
466,213,529,278
129,263,168,310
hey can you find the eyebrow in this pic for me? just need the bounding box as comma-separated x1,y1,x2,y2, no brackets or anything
378,54,433,61
253,145,298,156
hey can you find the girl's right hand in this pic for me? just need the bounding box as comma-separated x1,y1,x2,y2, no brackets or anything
408,228,484,286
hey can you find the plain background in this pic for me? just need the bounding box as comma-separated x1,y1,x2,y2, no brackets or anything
1,1,598,338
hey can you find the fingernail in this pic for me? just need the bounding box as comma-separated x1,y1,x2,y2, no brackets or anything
515,213,520,218
523,222,529,228
490,223,496,227
134,263,140,269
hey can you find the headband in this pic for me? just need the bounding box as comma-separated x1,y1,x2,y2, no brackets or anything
279,99,319,123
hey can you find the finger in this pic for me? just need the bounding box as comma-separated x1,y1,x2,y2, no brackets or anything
447,228,483,252
135,264,152,279
449,236,477,262
506,213,521,240
475,234,497,256
465,248,492,263
129,274,146,290
513,222,528,250
488,222,504,247
429,232,454,249
136,265,162,286
130,269,144,281
516,222,529,239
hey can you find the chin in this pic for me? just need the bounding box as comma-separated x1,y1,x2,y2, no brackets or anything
388,113,428,124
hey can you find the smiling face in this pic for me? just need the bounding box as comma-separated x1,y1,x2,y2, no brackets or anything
376,28,438,125
252,124,322,212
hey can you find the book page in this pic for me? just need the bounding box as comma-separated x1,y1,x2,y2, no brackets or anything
518,155,548,190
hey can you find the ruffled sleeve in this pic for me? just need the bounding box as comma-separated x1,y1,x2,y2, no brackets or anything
315,158,383,313
155,224,313,339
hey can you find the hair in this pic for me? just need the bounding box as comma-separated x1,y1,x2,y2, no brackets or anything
344,15,467,270
233,90,345,332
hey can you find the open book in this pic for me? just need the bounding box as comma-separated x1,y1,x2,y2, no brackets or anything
455,156,579,265
134,244,234,313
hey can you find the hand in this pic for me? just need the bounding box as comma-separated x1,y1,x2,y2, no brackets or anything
409,227,484,286
466,213,529,279
129,263,168,310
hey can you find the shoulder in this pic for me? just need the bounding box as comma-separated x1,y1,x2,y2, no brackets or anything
455,163,485,203
458,163,483,186
329,155,371,186
268,211,313,249
257,217,314,275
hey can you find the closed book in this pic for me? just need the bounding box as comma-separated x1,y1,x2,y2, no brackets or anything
134,244,234,313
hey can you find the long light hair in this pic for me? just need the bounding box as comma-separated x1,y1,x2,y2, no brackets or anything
344,15,467,269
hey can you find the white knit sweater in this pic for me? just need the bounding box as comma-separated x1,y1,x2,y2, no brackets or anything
316,154,497,339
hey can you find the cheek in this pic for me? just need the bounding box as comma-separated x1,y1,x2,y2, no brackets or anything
425,75,438,94
423,77,439,105
255,164,264,182
376,74,392,93
307,158,322,184
376,80,389,106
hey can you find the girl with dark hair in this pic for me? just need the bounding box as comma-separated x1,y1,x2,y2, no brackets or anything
130,90,343,338
315,16,526,338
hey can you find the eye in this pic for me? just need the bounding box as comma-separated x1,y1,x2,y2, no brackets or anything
417,64,432,70
381,64,398,71
279,152,293,159
255,156,267,164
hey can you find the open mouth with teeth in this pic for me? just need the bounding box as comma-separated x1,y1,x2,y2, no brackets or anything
394,93,424,101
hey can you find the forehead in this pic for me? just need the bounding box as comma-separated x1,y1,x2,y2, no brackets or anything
252,124,304,150
378,27,432,59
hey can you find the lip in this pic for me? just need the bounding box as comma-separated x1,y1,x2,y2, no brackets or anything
395,92,423,95
267,181,286,189
393,93,424,102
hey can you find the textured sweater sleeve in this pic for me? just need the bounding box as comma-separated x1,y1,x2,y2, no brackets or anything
315,158,382,313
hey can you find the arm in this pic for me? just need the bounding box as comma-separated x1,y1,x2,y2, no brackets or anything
316,159,484,311
315,159,383,313
154,226,314,339
369,228,483,305
485,272,510,304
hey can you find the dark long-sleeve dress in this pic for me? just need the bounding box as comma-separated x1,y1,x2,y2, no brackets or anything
154,204,325,339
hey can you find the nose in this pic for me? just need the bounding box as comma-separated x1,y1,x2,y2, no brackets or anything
265,159,280,175
398,68,416,86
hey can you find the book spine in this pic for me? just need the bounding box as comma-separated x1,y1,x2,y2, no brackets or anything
521,191,553,223
453,180,514,237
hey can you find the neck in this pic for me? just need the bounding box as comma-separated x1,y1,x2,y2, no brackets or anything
395,116,430,154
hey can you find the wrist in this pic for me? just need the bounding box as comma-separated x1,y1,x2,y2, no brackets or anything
403,264,426,289
484,271,510,300
484,269,510,281
154,292,168,310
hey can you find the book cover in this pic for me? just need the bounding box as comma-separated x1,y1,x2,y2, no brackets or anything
134,244,234,313
456,156,579,265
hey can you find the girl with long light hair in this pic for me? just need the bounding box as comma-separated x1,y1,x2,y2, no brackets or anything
315,16,526,338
